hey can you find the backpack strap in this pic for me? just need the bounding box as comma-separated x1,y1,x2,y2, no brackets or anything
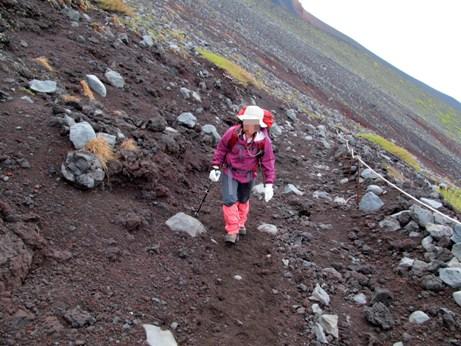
227,125,241,151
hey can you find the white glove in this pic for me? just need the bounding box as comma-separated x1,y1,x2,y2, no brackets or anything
209,166,221,182
264,184,274,202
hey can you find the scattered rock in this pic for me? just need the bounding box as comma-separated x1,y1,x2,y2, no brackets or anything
85,74,107,97
140,35,154,48
283,184,304,196
61,150,105,189
177,112,197,128
165,212,206,237
452,224,461,244
63,306,96,328
371,288,393,306
313,323,328,343
319,314,338,338
365,302,394,330
379,217,401,232
398,257,414,270
410,205,434,227
143,324,177,346
201,124,221,144
105,69,125,88
420,198,443,209
359,192,384,213
309,284,330,306
145,115,167,132
367,185,384,195
286,109,297,122
28,79,57,93
453,291,461,306
257,223,278,235
426,223,453,240
409,311,430,324
69,122,96,149
421,275,444,292
62,7,80,22
439,268,461,288
361,168,379,180
353,293,367,305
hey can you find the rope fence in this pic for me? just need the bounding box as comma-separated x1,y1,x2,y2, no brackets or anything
338,131,461,227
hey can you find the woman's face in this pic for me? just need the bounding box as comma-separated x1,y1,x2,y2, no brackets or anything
243,120,260,136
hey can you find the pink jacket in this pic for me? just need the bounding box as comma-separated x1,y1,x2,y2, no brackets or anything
212,125,276,184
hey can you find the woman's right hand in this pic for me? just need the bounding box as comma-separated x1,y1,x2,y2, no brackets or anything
209,166,221,182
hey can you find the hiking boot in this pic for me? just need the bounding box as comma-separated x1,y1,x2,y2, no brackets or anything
224,233,238,244
239,227,247,235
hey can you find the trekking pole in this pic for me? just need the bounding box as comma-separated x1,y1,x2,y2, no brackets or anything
194,182,213,217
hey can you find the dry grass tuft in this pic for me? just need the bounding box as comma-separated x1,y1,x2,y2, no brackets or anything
96,0,135,16
84,137,116,169
62,95,81,103
34,57,54,72
120,138,138,151
80,80,95,100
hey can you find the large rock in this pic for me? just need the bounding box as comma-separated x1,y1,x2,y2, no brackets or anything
61,150,105,189
313,323,328,343
104,69,125,88
201,124,221,145
425,223,453,240
319,314,338,338
28,79,57,93
143,324,177,346
439,268,461,288
365,302,394,330
0,226,33,292
359,192,384,213
85,74,106,97
452,243,461,261
410,204,434,227
451,224,461,244
309,284,330,306
420,198,443,209
69,122,96,149
177,112,197,128
379,217,401,232
165,213,206,237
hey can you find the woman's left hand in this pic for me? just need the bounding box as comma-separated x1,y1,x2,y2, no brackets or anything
264,184,274,202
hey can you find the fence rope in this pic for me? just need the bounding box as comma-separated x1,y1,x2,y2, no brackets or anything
338,131,461,226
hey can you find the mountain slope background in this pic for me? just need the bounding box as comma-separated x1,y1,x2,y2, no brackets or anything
144,0,461,181
1,0,461,345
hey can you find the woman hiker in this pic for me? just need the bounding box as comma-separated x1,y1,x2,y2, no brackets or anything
209,105,276,244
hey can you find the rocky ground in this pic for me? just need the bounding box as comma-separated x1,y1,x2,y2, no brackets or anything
1,1,461,345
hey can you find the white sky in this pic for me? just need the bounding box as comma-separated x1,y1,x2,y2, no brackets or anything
299,0,461,102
